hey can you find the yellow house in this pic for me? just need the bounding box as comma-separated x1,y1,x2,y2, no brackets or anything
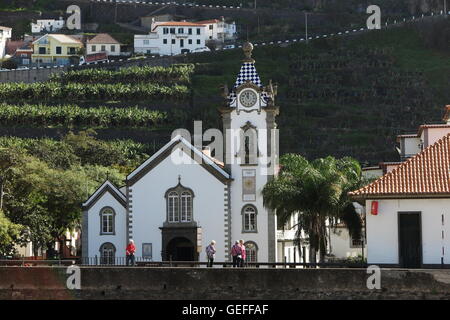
32,34,83,65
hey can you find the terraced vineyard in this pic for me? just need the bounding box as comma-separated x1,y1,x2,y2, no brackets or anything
0,64,196,160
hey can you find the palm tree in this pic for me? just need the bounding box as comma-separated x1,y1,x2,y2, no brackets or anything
262,154,363,263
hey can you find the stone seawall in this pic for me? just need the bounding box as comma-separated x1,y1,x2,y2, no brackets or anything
1,267,450,300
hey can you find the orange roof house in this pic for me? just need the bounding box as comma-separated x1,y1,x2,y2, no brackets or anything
350,128,450,267
350,133,450,199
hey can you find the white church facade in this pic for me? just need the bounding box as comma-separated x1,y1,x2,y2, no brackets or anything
82,42,279,264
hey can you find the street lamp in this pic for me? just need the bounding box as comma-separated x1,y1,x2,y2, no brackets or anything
305,12,308,43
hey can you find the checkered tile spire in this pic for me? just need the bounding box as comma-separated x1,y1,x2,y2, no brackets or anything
233,62,263,88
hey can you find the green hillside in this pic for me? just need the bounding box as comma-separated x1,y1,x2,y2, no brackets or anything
0,20,448,167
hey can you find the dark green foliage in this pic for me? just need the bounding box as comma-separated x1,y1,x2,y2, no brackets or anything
263,154,364,262
0,82,189,102
0,103,167,128
51,64,195,85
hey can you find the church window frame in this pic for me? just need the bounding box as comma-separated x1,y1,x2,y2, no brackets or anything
244,241,258,263
242,204,257,233
165,184,195,223
99,207,116,235
167,191,179,222
180,191,192,222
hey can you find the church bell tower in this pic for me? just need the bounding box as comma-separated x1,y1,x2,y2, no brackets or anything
219,42,279,263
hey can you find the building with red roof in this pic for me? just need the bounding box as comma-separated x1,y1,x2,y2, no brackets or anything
351,105,450,268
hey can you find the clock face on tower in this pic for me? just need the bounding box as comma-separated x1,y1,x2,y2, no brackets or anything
239,89,258,108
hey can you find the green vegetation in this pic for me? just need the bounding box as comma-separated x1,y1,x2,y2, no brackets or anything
0,131,151,169
0,130,153,257
0,103,168,128
263,154,365,262
0,82,189,102
0,210,23,257
0,147,125,258
51,64,195,84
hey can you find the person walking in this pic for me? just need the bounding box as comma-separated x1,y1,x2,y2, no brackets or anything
126,239,136,266
231,241,241,268
206,240,216,267
239,239,246,267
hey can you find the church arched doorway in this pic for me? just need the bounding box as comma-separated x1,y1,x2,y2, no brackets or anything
166,237,195,261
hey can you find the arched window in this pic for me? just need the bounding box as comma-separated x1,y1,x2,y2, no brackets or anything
242,205,257,232
165,184,194,223
168,191,179,222
181,191,192,222
100,242,116,265
244,241,258,262
100,207,115,235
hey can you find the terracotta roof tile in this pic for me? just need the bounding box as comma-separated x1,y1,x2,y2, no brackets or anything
5,40,24,55
350,133,450,198
155,21,204,27
197,19,220,24
87,33,121,44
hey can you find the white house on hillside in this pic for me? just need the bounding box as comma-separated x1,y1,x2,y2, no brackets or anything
197,18,237,42
82,43,279,264
350,105,450,268
86,33,122,56
31,18,65,33
0,26,12,59
134,22,207,55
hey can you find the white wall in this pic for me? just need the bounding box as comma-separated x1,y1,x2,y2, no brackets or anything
330,227,366,259
134,26,206,55
402,137,421,157
423,127,450,148
228,107,275,263
277,241,301,262
204,21,236,41
87,43,121,56
0,28,11,59
365,198,450,265
129,147,226,262
87,191,127,260
362,168,383,179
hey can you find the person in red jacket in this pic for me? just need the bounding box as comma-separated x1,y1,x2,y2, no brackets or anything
126,239,136,266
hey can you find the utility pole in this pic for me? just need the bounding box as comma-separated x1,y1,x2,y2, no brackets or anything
445,0,448,15
305,12,308,43
254,0,256,10
114,2,118,24
257,15,260,35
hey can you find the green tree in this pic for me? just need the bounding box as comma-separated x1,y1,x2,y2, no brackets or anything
0,147,25,211
262,154,363,263
0,210,23,257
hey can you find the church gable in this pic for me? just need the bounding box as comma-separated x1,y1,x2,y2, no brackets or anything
83,180,126,211
127,135,231,186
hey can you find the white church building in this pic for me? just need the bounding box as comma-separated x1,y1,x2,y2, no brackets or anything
82,43,279,264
